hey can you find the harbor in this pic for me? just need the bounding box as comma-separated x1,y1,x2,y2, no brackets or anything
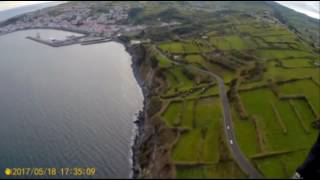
26,32,113,47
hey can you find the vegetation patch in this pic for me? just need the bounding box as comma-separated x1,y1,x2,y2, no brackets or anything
253,150,309,178
281,58,312,68
172,129,202,163
159,42,185,54
256,50,312,59
210,35,247,50
176,161,246,179
194,97,222,128
278,79,320,117
239,88,318,153
180,100,195,129
163,101,183,127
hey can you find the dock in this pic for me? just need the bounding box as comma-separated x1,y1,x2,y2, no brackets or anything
81,38,112,45
26,35,112,47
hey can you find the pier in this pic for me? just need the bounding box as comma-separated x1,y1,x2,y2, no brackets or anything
81,38,112,45
26,34,112,47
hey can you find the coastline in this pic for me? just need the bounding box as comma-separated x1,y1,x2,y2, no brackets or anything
121,40,176,179
123,42,148,179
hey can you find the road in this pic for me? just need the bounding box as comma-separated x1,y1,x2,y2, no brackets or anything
154,46,263,178
193,67,263,179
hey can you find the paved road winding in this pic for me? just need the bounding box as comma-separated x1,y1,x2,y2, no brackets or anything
154,46,263,178
193,67,263,179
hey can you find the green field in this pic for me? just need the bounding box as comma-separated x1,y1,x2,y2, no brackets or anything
262,61,320,82
201,121,220,163
163,101,183,127
176,161,247,179
236,87,318,178
240,88,317,152
254,150,309,178
164,67,196,95
159,42,185,53
256,50,312,59
185,56,235,83
195,98,222,128
278,79,320,116
262,35,297,44
168,97,223,164
183,41,201,53
185,54,205,64
210,35,247,50
180,100,195,128
281,58,312,68
156,53,172,68
172,129,202,162
232,107,259,157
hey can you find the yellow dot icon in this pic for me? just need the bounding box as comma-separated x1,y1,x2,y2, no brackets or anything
4,168,12,176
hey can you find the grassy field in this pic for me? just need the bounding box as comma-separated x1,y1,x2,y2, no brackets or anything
172,129,202,162
180,100,195,129
232,107,260,157
210,35,247,50
163,101,183,127
202,121,220,163
174,53,235,84
159,42,185,53
176,161,247,179
156,53,172,68
262,61,320,82
197,61,235,83
240,88,317,152
169,97,223,164
185,54,205,64
254,150,309,178
278,79,320,116
237,87,318,178
163,67,196,95
262,35,297,44
170,67,195,89
256,50,312,59
183,41,201,53
195,97,222,128
281,58,312,68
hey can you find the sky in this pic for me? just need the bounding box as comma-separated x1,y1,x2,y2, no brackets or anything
0,1,319,19
0,1,52,11
276,1,320,19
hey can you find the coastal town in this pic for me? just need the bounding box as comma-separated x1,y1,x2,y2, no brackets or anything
0,2,145,38
0,2,181,47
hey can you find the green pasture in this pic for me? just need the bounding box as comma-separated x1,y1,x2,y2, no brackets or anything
239,88,317,152
195,97,222,128
256,50,311,59
163,101,183,127
181,100,195,129
159,42,184,53
176,161,246,179
210,35,247,50
278,79,320,116
172,129,202,162
254,150,309,178
281,58,312,68
263,61,320,82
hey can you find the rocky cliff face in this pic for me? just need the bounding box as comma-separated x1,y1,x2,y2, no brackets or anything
127,44,177,179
